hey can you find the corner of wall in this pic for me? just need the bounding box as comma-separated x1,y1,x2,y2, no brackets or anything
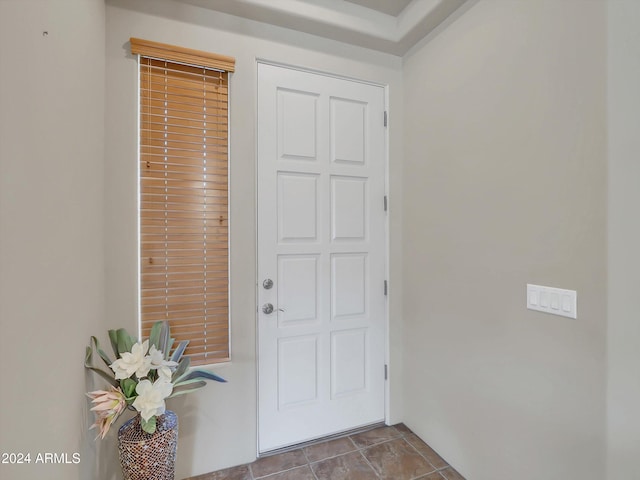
606,1,640,478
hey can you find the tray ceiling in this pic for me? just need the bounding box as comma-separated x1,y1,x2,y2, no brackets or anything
176,0,469,56
344,0,413,17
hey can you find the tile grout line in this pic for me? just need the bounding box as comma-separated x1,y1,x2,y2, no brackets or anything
305,433,386,479
349,427,414,480
300,445,320,480
306,447,359,466
253,464,308,479
390,427,450,480
401,429,453,473
366,430,440,480
258,459,323,480
402,436,441,474
351,432,404,451
356,446,383,479
412,472,448,480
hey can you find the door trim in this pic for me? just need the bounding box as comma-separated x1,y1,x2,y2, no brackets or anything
254,59,391,455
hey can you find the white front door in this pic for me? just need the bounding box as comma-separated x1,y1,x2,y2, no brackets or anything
257,63,387,453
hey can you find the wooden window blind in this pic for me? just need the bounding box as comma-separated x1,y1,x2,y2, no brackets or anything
131,38,234,365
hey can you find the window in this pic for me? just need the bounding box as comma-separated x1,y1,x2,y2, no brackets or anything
130,38,234,365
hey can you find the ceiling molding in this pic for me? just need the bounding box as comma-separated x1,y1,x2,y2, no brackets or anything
344,0,413,17
175,0,469,56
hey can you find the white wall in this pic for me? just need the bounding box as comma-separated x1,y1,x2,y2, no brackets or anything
402,1,607,479
0,1,106,479
105,0,403,477
606,1,640,478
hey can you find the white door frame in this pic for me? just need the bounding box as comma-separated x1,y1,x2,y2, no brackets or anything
254,59,391,453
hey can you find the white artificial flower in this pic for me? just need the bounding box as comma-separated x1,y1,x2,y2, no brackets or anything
110,340,152,380
158,366,173,383
132,378,174,421
148,344,178,370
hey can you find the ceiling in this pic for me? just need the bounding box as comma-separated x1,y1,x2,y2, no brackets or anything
176,0,469,56
344,0,414,17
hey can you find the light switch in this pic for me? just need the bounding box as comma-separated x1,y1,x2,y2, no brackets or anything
540,291,549,308
550,293,559,310
561,295,572,312
526,284,577,319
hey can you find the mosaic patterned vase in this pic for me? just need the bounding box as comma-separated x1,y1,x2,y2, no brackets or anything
118,411,178,480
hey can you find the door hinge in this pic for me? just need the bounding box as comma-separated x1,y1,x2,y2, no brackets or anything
383,195,388,212
384,280,388,296
384,111,388,127
384,364,388,380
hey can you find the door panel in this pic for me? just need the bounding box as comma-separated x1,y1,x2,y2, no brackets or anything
331,98,367,164
331,176,367,241
331,328,368,398
277,255,318,324
278,335,318,408
258,63,386,453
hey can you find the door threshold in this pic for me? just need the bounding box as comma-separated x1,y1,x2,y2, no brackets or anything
258,421,386,458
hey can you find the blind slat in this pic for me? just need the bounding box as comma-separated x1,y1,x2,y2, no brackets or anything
141,97,228,111
139,62,229,79
140,76,228,93
142,281,229,292
142,234,228,242
140,159,228,170
141,176,228,189
141,153,226,166
141,153,229,164
142,271,228,281
142,311,229,323
141,131,228,145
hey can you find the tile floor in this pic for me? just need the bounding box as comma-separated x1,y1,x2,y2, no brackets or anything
186,424,466,480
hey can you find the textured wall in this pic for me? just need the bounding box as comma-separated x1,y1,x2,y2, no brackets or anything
0,1,106,479
606,1,640,478
402,1,607,479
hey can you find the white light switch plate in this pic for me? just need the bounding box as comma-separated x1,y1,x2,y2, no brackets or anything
527,284,577,319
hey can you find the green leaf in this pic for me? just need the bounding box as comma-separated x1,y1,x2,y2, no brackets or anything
168,381,206,398
148,321,163,351
172,356,191,383
88,367,119,387
141,415,156,434
84,346,118,387
158,322,170,359
173,378,208,388
108,330,119,358
179,369,227,383
116,328,134,355
121,378,137,399
165,338,175,360
170,340,189,363
91,336,113,368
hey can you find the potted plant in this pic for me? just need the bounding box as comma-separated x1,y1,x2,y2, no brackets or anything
85,321,225,479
